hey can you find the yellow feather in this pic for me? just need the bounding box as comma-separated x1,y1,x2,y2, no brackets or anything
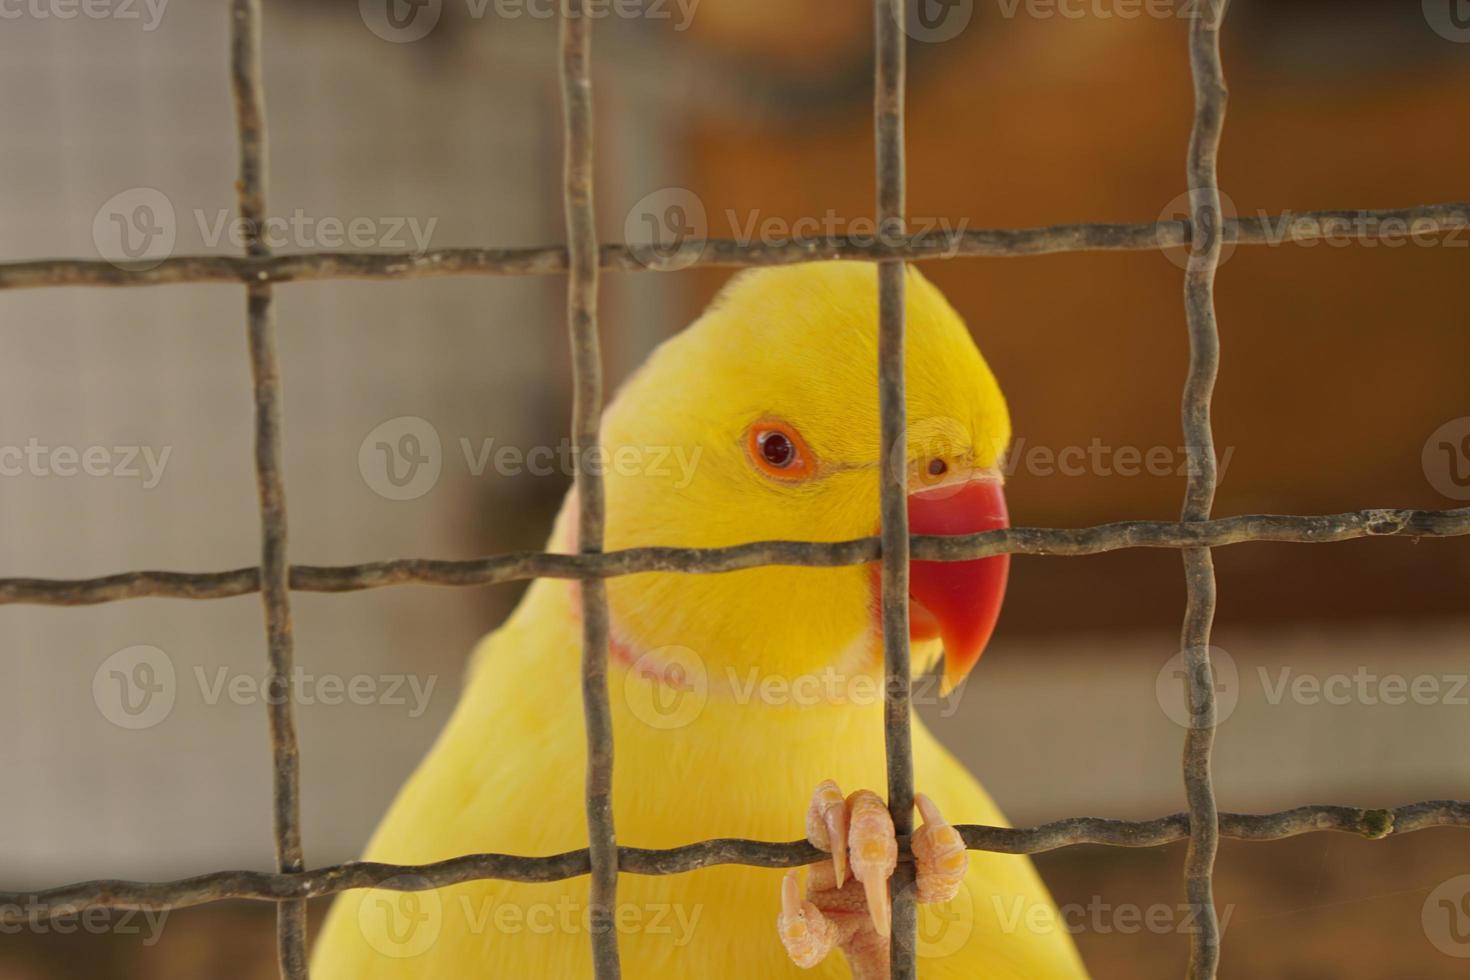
313,262,1088,978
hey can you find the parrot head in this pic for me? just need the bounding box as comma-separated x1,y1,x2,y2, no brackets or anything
577,261,1011,699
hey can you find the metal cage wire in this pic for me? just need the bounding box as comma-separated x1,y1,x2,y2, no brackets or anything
2,1,1470,978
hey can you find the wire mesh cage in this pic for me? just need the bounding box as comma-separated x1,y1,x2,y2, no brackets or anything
2,1,1469,979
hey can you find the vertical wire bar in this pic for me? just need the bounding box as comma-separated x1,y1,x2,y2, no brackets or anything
1179,2,1229,978
558,3,620,977
229,1,307,977
874,1,916,977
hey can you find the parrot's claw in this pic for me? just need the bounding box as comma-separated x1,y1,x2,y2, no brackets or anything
778,782,969,976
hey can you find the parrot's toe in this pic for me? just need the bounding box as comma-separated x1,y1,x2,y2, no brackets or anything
801,780,896,937
846,789,898,938
912,792,969,904
777,870,842,968
805,778,850,887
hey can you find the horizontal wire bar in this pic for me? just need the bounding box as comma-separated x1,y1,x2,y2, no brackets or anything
4,801,1463,922
2,203,1466,289
2,506,1464,606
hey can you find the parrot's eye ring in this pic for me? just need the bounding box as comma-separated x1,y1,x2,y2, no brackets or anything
746,420,816,481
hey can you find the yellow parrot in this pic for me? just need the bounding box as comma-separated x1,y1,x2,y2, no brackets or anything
313,261,1089,979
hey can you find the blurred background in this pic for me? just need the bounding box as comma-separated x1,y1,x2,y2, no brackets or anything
1,0,1468,976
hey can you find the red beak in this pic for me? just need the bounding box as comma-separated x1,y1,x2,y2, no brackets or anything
907,477,1010,694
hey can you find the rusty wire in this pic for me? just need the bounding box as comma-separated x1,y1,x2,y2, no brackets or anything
228,1,307,978
1178,4,1228,976
1,204,1467,289
558,1,621,975
6,1,1470,979
3,507,1465,607
873,1,916,974
4,801,1467,924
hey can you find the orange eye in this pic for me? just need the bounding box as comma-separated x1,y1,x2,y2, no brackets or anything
746,420,816,480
